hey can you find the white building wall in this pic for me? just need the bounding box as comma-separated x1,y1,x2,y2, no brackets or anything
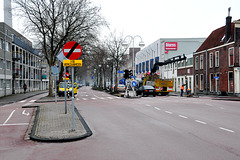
0,0,12,27
135,38,205,92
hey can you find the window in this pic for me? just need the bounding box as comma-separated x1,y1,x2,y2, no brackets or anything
6,60,11,70
6,41,11,52
228,72,234,92
6,80,11,89
200,55,203,69
0,59,3,69
215,51,219,67
0,38,3,49
209,53,213,68
195,75,199,90
0,79,3,89
210,73,214,92
195,56,199,70
200,74,204,91
229,47,234,66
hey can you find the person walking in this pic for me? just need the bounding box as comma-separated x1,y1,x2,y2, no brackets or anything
23,83,27,94
180,85,184,97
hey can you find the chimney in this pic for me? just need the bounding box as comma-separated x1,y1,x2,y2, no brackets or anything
225,7,232,43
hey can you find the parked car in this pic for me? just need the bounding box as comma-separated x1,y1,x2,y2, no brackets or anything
117,84,126,92
136,85,157,97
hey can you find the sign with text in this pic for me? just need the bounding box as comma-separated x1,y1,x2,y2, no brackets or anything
165,42,177,53
63,60,82,67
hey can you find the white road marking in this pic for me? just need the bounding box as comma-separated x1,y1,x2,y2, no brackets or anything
146,104,151,107
107,97,113,99
0,123,29,126
91,98,97,100
29,100,36,103
154,107,161,110
165,111,173,114
195,120,207,124
82,98,88,100
3,110,16,124
76,98,80,100
219,127,234,133
22,110,29,116
206,103,213,107
178,115,188,119
19,100,26,103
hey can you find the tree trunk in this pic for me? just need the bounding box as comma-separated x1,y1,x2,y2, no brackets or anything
48,67,54,97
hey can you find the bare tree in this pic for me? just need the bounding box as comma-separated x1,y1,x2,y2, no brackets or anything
14,0,106,96
105,31,128,92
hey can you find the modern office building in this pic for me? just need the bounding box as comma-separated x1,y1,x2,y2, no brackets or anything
0,0,48,97
135,38,205,92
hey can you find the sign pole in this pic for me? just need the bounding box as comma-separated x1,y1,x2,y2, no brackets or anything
71,67,75,131
55,76,57,103
64,66,67,114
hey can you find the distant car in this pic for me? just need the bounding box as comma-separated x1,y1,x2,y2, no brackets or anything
136,85,157,97
117,84,126,92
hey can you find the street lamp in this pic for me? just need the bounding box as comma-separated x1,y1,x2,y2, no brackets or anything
122,35,145,77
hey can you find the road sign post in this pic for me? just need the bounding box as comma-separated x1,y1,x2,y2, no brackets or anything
62,41,83,131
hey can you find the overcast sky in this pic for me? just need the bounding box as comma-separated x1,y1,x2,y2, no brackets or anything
9,0,240,48
91,0,240,47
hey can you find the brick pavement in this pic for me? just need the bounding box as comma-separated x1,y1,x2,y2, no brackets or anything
31,103,92,142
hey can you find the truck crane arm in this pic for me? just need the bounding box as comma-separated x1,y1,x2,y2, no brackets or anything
150,54,186,75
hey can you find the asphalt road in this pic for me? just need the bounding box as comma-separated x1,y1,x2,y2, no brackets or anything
0,86,240,160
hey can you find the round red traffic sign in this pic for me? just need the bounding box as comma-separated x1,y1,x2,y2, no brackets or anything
63,41,82,60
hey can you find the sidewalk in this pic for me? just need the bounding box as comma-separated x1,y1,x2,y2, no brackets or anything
169,92,240,101
0,91,92,142
0,90,48,106
30,102,92,142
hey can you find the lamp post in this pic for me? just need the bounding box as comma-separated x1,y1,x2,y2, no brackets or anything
122,35,145,77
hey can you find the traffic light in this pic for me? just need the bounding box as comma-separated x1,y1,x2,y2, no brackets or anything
129,70,133,77
124,69,129,79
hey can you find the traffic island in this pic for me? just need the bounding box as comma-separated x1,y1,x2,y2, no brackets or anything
30,103,92,142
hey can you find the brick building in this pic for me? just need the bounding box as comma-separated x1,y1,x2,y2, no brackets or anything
194,16,240,96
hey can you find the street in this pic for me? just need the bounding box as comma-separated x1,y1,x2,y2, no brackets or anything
0,86,240,160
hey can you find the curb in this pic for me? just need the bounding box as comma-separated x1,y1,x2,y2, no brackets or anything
30,106,92,142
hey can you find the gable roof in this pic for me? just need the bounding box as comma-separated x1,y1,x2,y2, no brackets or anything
196,23,234,52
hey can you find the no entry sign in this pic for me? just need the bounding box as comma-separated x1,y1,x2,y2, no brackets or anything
63,41,82,60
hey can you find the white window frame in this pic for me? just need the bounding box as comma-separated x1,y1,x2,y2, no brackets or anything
228,71,234,93
209,52,213,68
228,47,234,67
195,56,199,70
215,51,219,67
200,55,203,69
200,74,204,91
195,74,199,90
